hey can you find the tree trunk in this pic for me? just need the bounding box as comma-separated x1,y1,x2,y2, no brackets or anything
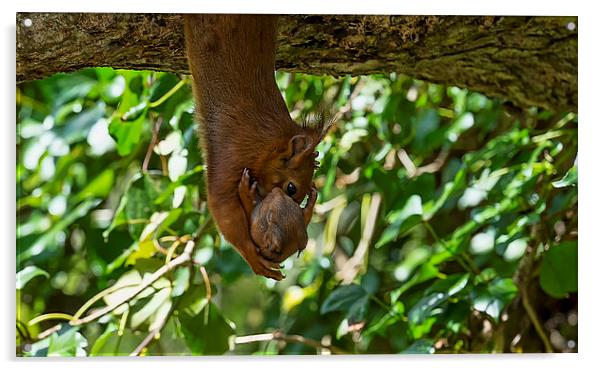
16,13,577,112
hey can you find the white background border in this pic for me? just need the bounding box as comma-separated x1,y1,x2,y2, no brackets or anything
3,1,597,369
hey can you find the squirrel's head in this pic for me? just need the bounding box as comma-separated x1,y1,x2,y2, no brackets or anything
250,187,308,263
257,111,336,205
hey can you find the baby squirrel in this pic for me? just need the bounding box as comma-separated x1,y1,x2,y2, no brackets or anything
184,15,332,280
238,168,317,263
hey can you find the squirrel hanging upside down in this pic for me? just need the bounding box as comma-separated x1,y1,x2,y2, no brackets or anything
183,14,333,280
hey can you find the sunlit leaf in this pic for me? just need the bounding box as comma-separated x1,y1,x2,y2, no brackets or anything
16,265,49,289
552,163,577,188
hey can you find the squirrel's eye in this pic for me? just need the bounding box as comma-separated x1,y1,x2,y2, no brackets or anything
286,182,297,196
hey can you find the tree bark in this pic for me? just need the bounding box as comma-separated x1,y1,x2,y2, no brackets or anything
16,13,577,112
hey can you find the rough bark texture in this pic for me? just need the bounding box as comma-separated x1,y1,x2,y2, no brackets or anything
16,13,577,111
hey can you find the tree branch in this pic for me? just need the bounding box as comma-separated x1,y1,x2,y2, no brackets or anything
69,240,195,326
234,330,348,355
16,14,577,111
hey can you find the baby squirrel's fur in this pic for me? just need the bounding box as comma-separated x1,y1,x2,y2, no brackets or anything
238,168,316,263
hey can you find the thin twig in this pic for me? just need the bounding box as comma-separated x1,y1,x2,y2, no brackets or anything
36,324,61,340
129,315,168,357
521,287,553,353
71,283,139,321
517,240,554,353
70,240,195,326
200,266,212,301
234,331,348,355
314,194,347,216
398,148,449,178
142,117,163,173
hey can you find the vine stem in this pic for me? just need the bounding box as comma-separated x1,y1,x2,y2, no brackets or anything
28,313,74,326
71,283,139,321
148,77,188,109
234,331,348,355
423,221,479,275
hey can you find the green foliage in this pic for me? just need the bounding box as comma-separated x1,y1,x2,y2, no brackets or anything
16,68,577,356
539,241,578,298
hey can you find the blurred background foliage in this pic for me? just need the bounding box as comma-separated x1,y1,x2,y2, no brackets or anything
16,67,577,356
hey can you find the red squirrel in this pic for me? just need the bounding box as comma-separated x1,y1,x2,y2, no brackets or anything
238,168,317,262
183,15,332,280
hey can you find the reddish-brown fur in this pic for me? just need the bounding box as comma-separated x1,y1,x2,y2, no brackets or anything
183,14,330,280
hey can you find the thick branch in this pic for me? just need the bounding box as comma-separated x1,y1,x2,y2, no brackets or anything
16,14,577,111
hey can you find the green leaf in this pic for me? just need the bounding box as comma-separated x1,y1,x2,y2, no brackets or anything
108,113,146,156
376,195,423,248
103,173,171,240
16,265,49,289
401,339,435,354
52,103,106,144
320,284,370,322
178,301,235,355
552,164,577,188
423,165,466,220
172,267,191,298
102,270,142,307
87,325,146,356
406,274,470,337
89,323,117,356
408,292,447,325
154,165,204,204
471,278,518,321
540,241,578,298
390,263,439,303
18,199,101,260
47,326,88,357
73,168,114,202
130,287,171,329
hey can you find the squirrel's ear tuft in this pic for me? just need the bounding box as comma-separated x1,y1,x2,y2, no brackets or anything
299,107,338,145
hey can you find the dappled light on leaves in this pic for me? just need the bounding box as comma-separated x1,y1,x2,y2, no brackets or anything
17,68,577,355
